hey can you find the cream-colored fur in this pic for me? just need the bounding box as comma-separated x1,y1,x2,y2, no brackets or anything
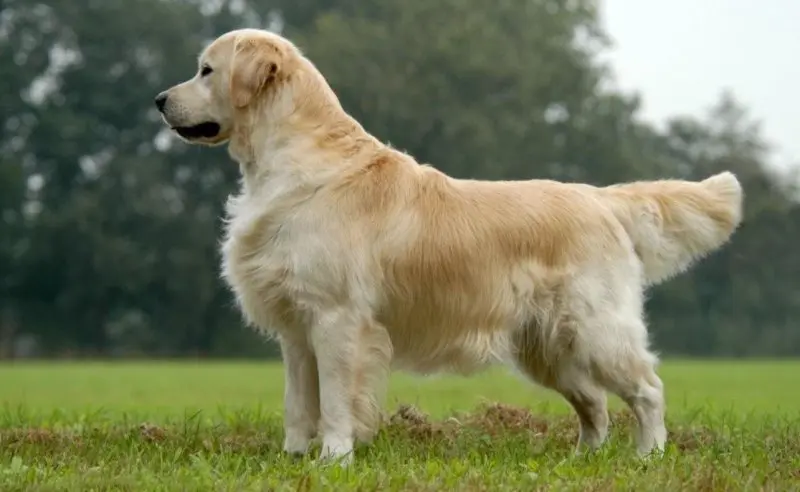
155,28,744,464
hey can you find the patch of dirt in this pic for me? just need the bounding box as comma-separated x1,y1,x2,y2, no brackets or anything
384,402,551,442
137,422,168,442
384,403,734,456
0,428,83,451
2,428,62,445
463,402,549,435
385,404,455,442
669,425,719,452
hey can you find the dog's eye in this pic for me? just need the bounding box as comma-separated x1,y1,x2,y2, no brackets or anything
200,65,213,77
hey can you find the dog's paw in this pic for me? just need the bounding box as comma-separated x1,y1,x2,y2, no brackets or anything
317,436,355,467
283,430,314,456
637,445,666,463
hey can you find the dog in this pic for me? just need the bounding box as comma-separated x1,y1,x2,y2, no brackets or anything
155,28,743,464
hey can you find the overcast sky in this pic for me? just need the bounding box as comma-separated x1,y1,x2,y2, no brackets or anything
601,0,800,168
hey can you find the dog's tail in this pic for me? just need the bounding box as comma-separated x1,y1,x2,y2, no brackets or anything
600,171,743,286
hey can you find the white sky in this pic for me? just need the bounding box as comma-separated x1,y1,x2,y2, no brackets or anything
601,0,800,168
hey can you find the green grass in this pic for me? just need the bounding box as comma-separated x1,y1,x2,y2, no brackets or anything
1,360,799,490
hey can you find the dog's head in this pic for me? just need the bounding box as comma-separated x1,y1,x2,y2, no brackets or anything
154,28,295,146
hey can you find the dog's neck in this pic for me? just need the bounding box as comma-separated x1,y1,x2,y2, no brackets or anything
229,67,382,202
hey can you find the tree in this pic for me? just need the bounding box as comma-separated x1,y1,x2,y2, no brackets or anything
289,0,668,185
646,93,800,356
2,0,273,356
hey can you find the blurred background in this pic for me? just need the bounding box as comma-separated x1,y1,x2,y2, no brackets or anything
1,0,799,361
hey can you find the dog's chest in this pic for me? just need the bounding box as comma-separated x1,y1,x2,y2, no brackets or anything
219,203,349,334
218,195,309,324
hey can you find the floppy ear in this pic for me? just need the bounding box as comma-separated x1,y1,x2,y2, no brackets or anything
229,37,280,108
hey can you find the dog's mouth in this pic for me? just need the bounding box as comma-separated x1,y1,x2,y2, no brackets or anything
172,122,221,140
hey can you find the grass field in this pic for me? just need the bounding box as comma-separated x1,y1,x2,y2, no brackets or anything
1,360,799,490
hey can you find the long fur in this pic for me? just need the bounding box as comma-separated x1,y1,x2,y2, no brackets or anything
600,171,743,285
156,28,744,463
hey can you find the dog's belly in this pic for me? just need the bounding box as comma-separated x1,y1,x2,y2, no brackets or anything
374,276,550,376
384,321,515,376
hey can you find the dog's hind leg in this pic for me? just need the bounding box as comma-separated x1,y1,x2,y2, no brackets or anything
556,369,610,452
513,326,609,453
591,318,667,457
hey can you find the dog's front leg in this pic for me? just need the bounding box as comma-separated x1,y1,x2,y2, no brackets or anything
279,334,320,456
309,309,363,464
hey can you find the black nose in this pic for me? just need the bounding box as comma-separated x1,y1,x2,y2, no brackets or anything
154,93,168,112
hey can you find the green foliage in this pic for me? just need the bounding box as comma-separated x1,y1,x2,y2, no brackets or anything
1,0,798,356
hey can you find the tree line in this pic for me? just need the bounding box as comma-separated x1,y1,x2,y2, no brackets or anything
2,0,799,358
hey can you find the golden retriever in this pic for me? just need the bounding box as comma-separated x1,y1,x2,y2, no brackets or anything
155,28,743,464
